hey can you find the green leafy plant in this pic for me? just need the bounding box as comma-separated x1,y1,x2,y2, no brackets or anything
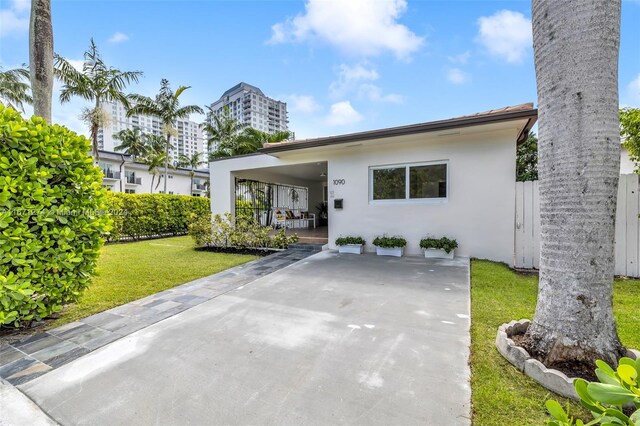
107,193,209,241
0,106,111,327
546,357,640,425
419,237,459,254
372,235,407,248
188,212,298,250
335,236,365,246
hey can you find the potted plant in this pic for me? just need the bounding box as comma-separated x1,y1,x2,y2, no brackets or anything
419,237,458,259
373,235,407,257
335,236,365,254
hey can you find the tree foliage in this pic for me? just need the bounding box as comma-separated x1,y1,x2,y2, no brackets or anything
517,132,539,181
620,107,640,173
0,106,111,327
0,66,32,112
54,38,143,156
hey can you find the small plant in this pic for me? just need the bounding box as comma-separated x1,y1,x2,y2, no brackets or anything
419,237,458,254
546,357,640,426
373,235,407,248
335,236,365,246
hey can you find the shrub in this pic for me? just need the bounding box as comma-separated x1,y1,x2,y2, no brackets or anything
106,193,209,241
419,237,459,254
546,357,640,425
188,212,298,249
373,235,407,248
0,106,111,327
335,236,365,246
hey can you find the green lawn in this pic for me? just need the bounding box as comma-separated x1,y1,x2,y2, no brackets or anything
470,260,640,425
51,236,258,327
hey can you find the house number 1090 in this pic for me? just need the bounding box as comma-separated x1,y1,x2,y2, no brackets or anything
333,179,345,185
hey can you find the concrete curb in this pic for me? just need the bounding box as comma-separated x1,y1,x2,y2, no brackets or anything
495,319,639,401
0,379,58,425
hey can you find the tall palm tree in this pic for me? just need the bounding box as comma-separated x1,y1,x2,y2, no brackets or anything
113,127,147,158
127,79,204,194
203,105,247,156
524,0,624,367
145,150,167,194
177,151,203,193
0,66,32,112
55,38,143,157
29,0,53,121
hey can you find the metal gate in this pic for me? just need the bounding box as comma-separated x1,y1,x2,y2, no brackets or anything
234,178,309,226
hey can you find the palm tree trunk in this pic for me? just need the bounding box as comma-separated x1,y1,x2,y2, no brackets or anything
525,0,624,367
150,175,154,193
164,134,170,194
91,98,100,158
29,0,53,122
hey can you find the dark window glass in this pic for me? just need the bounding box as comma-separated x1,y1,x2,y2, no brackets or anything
409,164,447,198
373,167,406,200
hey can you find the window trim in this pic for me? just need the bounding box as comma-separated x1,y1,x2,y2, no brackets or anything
369,160,449,205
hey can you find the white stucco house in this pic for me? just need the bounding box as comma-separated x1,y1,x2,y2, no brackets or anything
210,103,538,263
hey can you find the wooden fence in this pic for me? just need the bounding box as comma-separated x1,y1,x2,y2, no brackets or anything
514,174,640,277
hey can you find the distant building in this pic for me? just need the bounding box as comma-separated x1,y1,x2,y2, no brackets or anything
97,100,206,162
208,83,289,147
97,150,209,196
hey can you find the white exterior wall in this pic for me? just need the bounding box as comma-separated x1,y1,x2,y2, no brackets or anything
99,157,208,196
621,145,635,174
210,129,517,263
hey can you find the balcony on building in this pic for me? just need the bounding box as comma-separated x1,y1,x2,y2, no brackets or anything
125,171,142,185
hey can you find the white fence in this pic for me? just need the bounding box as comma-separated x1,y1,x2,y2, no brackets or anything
515,174,640,277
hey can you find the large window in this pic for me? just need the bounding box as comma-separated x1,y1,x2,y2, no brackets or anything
370,162,448,202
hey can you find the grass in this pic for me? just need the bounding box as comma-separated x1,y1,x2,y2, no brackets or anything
470,260,640,425
50,236,258,327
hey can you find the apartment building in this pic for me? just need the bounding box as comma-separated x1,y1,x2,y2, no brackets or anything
97,100,206,161
208,83,289,144
98,150,209,196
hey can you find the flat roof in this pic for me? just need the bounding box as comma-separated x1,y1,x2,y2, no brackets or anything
261,103,537,155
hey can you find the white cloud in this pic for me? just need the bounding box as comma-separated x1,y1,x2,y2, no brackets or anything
628,74,640,103
108,32,129,43
329,63,402,103
358,84,404,103
0,0,29,38
448,51,471,64
325,101,363,126
447,68,471,84
268,0,424,60
66,59,86,72
476,10,532,63
286,94,320,114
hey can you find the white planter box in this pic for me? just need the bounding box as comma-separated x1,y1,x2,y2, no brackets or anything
338,244,364,254
376,247,404,257
424,248,455,259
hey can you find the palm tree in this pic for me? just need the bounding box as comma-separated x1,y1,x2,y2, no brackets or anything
177,151,203,193
113,127,147,158
127,79,204,194
208,127,291,159
55,38,143,157
0,66,32,112
29,0,53,121
203,105,247,158
145,150,167,194
524,0,624,367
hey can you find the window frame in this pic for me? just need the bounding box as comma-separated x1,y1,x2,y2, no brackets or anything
369,160,449,205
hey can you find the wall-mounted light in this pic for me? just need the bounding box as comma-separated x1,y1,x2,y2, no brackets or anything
320,172,327,177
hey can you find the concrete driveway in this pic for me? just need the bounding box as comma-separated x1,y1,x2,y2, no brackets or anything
19,252,471,425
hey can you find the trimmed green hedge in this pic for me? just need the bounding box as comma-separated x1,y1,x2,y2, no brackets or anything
0,106,111,327
106,193,210,241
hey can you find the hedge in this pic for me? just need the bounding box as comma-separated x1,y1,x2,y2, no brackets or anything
106,193,210,241
0,106,111,327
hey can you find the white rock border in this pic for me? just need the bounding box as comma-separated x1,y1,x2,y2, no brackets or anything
496,319,640,400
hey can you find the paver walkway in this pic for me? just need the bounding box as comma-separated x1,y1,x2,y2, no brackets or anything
0,247,320,386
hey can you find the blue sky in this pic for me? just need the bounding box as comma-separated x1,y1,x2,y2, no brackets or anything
1,0,639,139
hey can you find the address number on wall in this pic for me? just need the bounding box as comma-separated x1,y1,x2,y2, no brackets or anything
333,179,346,185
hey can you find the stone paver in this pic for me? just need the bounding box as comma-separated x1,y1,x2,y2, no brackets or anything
0,247,319,385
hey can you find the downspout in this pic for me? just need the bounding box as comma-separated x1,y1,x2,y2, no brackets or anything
119,154,126,192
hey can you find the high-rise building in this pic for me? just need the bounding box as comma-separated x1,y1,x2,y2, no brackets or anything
208,82,289,137
97,100,206,161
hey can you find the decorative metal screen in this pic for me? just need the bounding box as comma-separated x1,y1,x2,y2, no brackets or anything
234,178,309,226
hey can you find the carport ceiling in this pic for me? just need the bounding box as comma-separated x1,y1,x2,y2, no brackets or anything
238,162,328,183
